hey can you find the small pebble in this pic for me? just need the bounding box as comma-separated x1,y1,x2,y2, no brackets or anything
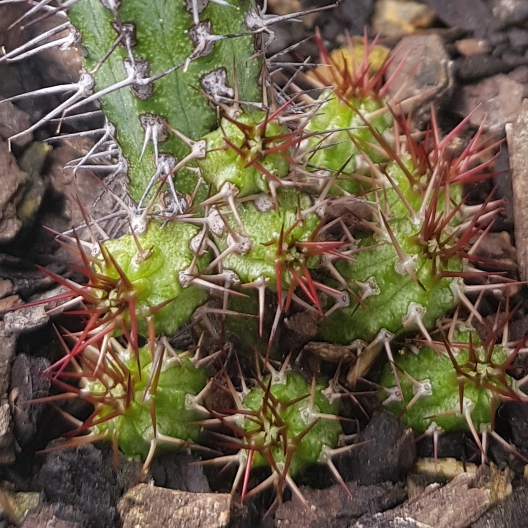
453,73,524,137
421,0,491,33
455,38,491,56
373,0,435,38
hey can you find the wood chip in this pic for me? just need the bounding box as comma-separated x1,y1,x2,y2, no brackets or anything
506,99,528,282
117,484,232,528
357,466,511,528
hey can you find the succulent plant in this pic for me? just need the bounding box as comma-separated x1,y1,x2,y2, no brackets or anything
2,0,520,510
318,115,505,346
50,335,209,465
39,219,210,371
301,32,394,196
208,364,346,505
377,308,528,464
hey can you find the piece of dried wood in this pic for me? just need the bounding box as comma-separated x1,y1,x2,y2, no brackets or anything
506,99,528,283
355,471,500,528
117,484,232,528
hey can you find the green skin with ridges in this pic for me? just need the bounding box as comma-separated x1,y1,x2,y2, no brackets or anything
319,217,461,344
243,372,341,476
90,346,208,459
379,328,512,434
305,91,393,195
374,155,464,222
68,0,262,202
318,154,465,345
100,220,210,337
215,188,321,286
198,111,291,197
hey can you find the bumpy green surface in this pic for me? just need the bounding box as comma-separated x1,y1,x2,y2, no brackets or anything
380,328,512,433
319,217,461,344
199,111,291,196
318,144,466,345
22,0,504,479
215,188,321,286
100,220,209,336
376,154,464,221
305,91,392,194
69,0,262,201
90,346,208,459
243,372,341,476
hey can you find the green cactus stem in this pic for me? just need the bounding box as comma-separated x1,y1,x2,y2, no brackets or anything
43,220,210,371
5,0,520,499
57,338,209,462
68,0,262,202
301,32,395,196
379,322,519,439
99,220,211,337
198,109,292,197
211,188,320,285
208,366,345,504
317,115,503,346
242,371,341,475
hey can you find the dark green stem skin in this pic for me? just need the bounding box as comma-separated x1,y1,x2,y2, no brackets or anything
69,0,262,201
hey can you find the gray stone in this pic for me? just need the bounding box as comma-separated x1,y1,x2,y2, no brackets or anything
37,443,120,528
508,28,528,54
23,20,81,86
471,486,528,528
0,140,48,243
0,403,15,464
339,410,416,486
453,74,524,138
40,137,130,242
21,503,91,528
10,354,51,447
274,482,406,528
4,305,48,334
356,473,492,528
454,55,515,82
0,101,33,148
421,0,490,33
492,0,528,28
0,140,26,243
0,323,17,464
385,34,454,127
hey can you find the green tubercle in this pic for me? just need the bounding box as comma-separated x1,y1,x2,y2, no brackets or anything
380,327,514,434
198,111,291,197
319,217,461,344
100,220,210,337
242,371,341,476
214,188,321,287
318,142,467,345
90,345,208,460
305,91,392,195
